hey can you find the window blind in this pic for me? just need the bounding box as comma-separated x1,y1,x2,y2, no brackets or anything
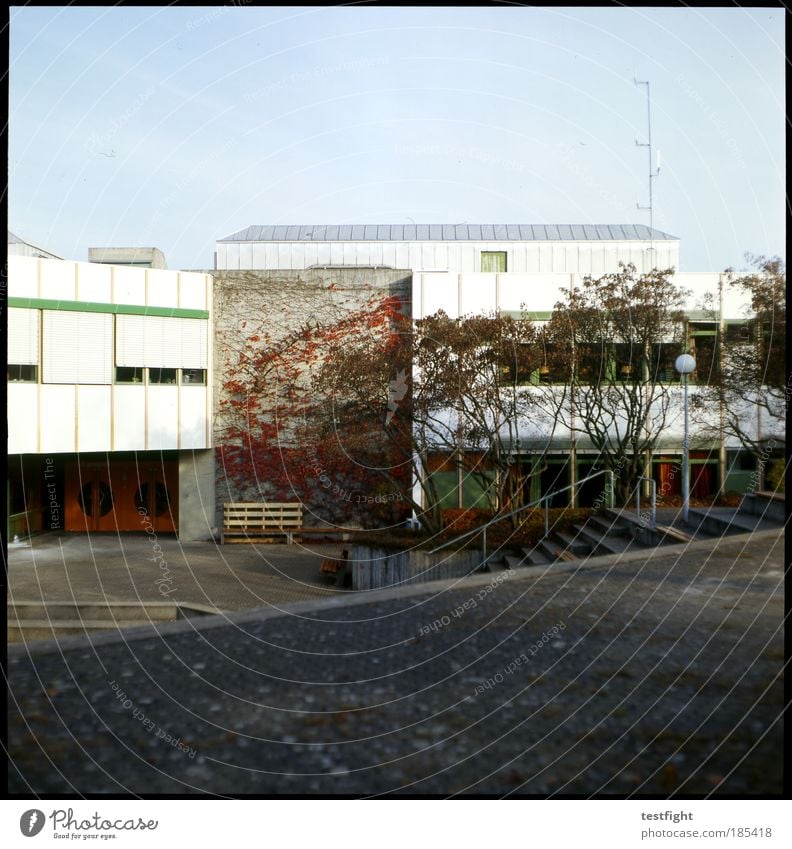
116,315,207,368
8,308,40,365
43,311,113,384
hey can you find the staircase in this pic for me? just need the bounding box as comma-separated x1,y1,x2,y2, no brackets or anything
7,600,221,643
486,490,785,571
685,491,785,539
489,511,639,570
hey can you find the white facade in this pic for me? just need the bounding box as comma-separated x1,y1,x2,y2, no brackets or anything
216,224,679,275
7,255,213,456
411,271,751,319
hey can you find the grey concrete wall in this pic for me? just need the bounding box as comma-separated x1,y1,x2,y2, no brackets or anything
210,268,412,528
178,449,216,541
350,544,482,590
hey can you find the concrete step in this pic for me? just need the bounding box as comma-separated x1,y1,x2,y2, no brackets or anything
504,553,528,569
686,508,781,538
739,491,785,523
8,601,180,622
538,537,578,563
571,524,633,555
554,530,592,556
586,514,633,538
520,546,552,566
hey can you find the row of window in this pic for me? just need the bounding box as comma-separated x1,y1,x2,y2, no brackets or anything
8,365,206,385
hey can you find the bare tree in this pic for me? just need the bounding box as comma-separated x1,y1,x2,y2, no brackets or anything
542,263,690,505
313,310,559,532
692,254,786,486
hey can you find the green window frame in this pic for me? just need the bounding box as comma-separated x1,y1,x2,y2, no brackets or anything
480,251,507,272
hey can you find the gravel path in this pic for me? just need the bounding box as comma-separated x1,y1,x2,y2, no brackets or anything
7,529,784,796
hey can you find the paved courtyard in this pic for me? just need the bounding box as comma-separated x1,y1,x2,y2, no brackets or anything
7,532,348,612
7,527,784,796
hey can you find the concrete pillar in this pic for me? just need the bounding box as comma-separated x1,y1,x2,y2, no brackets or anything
178,449,216,541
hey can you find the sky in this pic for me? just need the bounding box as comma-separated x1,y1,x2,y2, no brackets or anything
8,5,786,272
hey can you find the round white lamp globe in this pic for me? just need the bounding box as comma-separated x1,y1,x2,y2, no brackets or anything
675,353,696,374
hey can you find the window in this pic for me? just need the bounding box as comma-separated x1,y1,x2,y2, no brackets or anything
149,368,177,385
181,368,206,385
480,251,507,272
7,364,38,382
499,345,536,385
650,342,682,383
115,366,144,384
724,321,755,346
691,335,719,384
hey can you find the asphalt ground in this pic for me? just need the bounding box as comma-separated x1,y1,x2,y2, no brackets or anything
6,527,785,797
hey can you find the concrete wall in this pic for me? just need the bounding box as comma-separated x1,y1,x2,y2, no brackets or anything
178,449,216,541
210,268,412,528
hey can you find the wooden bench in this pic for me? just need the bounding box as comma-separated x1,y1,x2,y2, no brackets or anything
221,502,305,544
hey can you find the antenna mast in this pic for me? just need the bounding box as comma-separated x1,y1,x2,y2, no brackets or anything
634,78,660,267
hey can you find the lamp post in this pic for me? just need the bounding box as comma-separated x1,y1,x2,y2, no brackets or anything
675,353,696,524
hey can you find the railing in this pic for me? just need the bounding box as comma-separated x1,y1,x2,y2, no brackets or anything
429,469,615,567
634,476,657,529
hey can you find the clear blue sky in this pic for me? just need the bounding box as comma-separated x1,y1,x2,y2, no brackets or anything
9,5,785,271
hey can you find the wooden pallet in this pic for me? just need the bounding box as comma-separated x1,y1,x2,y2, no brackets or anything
221,502,303,544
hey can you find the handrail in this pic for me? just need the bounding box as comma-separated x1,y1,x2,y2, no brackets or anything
634,476,657,529
429,469,615,566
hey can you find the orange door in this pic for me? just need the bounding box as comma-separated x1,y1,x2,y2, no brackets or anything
65,465,118,531
131,462,178,533
65,460,178,532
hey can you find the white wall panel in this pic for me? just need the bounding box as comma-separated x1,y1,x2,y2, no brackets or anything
278,244,292,268
590,247,605,276
304,244,318,267
538,244,553,271
9,255,39,298
551,244,566,272
394,243,409,269
7,384,38,454
316,243,331,265
180,387,208,449
147,386,179,449
525,245,540,272
291,243,305,269
178,272,208,310
113,386,146,450
43,311,113,384
77,386,112,451
40,259,76,300
459,274,496,315
76,261,112,303
251,244,268,269
114,266,146,305
330,244,344,265
510,246,526,273
40,385,76,452
239,243,253,270
147,269,179,308
355,243,371,265
421,272,458,318
8,308,39,364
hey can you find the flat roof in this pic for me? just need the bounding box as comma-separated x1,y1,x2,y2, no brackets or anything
218,224,678,242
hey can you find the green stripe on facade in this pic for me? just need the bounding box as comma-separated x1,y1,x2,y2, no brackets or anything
8,297,209,319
